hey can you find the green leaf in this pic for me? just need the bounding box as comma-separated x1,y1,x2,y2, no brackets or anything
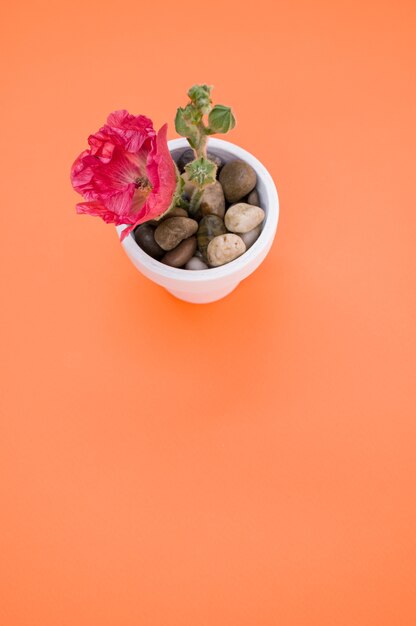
181,103,200,124
184,156,218,188
175,107,192,135
208,105,236,134
187,84,213,114
175,107,200,149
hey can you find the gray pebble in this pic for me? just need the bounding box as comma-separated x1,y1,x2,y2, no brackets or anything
219,160,256,203
240,225,262,249
154,217,198,251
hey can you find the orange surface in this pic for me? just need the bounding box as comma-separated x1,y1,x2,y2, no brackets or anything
1,1,416,624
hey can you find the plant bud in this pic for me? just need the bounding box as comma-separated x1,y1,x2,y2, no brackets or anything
208,105,236,134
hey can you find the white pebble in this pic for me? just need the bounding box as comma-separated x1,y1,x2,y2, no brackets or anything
185,256,209,270
207,234,246,267
224,203,265,233
240,225,262,249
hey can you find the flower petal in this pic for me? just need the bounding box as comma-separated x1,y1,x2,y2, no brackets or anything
76,200,118,224
119,223,136,242
140,123,177,221
106,110,156,153
71,111,176,237
76,184,136,226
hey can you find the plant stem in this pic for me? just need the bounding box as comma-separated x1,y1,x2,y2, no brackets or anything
196,128,207,158
189,188,204,217
177,196,190,210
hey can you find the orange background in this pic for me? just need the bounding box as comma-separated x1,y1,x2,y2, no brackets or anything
1,0,416,624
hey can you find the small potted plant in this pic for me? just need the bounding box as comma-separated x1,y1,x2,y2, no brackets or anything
70,85,279,303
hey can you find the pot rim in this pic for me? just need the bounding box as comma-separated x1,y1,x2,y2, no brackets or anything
116,137,279,283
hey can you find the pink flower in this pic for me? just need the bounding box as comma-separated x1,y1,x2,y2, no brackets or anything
70,110,177,241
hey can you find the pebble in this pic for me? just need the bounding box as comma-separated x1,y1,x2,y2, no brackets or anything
185,256,209,270
154,217,198,251
219,160,256,203
161,236,197,268
160,206,188,220
134,223,164,259
177,148,223,173
240,224,262,249
224,203,265,233
246,188,260,206
148,206,188,226
198,181,226,219
207,234,246,267
197,215,227,259
139,156,264,271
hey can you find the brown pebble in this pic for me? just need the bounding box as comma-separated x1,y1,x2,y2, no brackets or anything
134,223,164,259
246,188,260,206
154,217,199,251
159,206,189,220
161,237,197,268
199,181,226,219
219,160,257,203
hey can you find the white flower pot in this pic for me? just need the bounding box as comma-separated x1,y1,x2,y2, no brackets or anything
116,137,279,304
